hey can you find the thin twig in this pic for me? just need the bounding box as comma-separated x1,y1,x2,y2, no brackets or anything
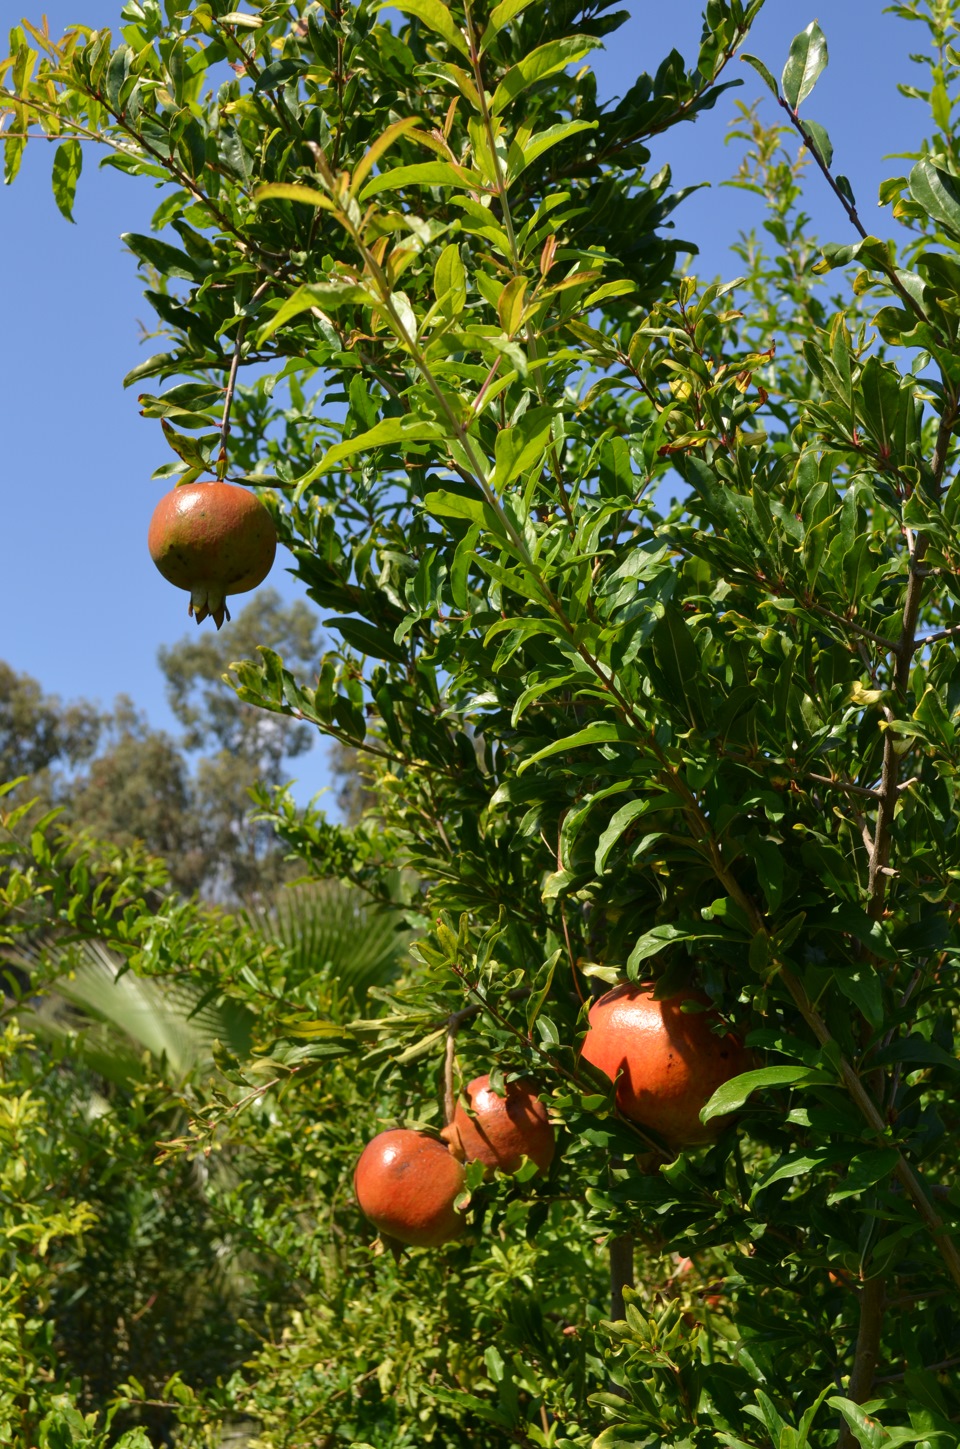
916,622,960,646
810,602,897,654
779,99,928,327
876,1354,960,1384
217,277,274,479
869,402,957,913
807,773,881,801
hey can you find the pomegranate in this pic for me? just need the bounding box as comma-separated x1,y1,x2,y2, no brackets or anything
148,481,276,628
443,1074,555,1175
580,983,751,1145
354,1129,466,1247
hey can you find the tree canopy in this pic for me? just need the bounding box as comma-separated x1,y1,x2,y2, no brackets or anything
1,589,325,897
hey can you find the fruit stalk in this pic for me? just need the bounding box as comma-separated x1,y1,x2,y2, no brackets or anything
444,1017,458,1126
217,277,273,481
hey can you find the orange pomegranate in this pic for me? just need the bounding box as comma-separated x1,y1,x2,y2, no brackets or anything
148,481,276,628
580,983,750,1145
354,1129,466,1247
444,1074,555,1175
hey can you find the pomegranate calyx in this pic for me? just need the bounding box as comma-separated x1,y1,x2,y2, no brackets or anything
189,585,231,629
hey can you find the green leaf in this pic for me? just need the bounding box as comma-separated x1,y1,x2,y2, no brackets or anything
625,922,706,972
105,43,133,110
742,53,779,98
490,411,553,492
480,0,539,52
256,181,334,210
753,1150,832,1194
826,1398,941,1448
384,0,471,56
257,281,372,344
858,356,903,450
511,119,597,178
526,949,560,1030
423,488,485,527
650,606,706,728
497,275,527,337
51,139,83,223
491,36,599,115
434,241,467,319
781,21,828,111
350,115,422,198
308,418,446,486
450,524,479,608
833,964,883,1029
826,1148,899,1203
253,58,303,93
122,232,209,282
160,419,217,470
701,1066,833,1123
909,158,960,242
595,800,649,874
279,1015,353,1040
423,487,507,539
3,122,26,186
359,161,483,200
871,1034,960,1073
517,722,625,775
802,118,833,168
326,617,408,663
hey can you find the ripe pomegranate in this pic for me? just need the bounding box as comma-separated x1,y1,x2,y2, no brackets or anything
148,481,276,628
580,983,750,1145
443,1074,555,1175
354,1129,466,1247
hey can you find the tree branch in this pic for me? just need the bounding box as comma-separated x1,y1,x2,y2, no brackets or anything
838,1276,885,1449
609,1232,635,1322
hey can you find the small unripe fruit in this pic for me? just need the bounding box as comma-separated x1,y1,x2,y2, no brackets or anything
354,1129,466,1248
581,983,750,1145
148,481,276,628
444,1074,555,1175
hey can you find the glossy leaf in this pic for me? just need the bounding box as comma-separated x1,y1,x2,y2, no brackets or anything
909,157,960,241
701,1066,833,1123
383,0,470,58
491,36,599,115
742,52,779,97
781,21,828,111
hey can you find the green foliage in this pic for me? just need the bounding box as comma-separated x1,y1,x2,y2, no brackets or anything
8,1,960,1447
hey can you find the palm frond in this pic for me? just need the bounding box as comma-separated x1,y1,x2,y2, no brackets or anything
247,880,407,1007
12,937,252,1087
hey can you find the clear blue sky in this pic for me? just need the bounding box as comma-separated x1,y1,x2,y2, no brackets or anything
1,1,922,805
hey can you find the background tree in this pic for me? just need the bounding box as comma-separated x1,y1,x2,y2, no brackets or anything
157,588,325,896
0,658,102,781
0,590,329,897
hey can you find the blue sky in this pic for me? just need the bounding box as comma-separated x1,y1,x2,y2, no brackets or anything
1,1,925,806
